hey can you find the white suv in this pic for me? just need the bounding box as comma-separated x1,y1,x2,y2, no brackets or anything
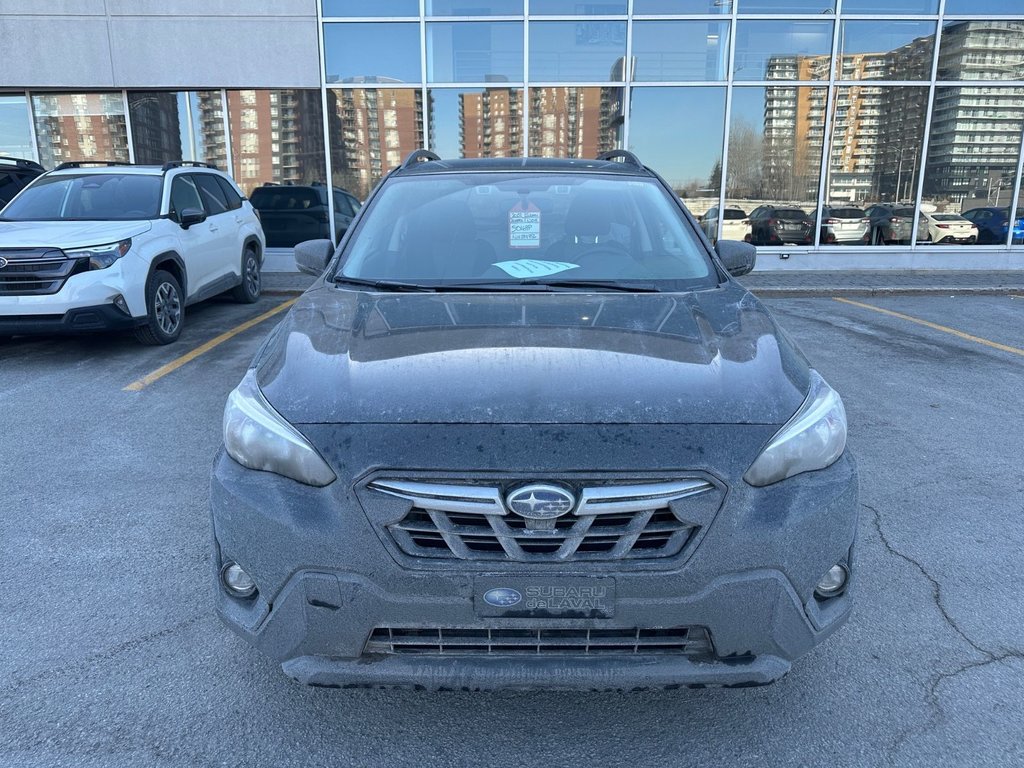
0,161,265,345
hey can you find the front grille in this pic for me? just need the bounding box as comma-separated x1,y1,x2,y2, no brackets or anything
0,249,82,296
365,626,714,657
370,479,714,563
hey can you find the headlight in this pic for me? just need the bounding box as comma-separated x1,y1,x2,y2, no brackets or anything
743,370,847,487
223,369,336,487
66,239,132,270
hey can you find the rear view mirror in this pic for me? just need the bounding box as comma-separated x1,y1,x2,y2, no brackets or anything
294,239,335,277
715,240,757,277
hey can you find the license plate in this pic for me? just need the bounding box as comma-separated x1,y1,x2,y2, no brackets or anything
475,577,616,618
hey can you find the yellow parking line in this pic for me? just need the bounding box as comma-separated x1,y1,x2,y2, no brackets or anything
124,298,297,392
833,297,1024,358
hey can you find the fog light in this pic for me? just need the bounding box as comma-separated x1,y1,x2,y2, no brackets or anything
112,295,130,315
220,561,257,599
815,563,849,598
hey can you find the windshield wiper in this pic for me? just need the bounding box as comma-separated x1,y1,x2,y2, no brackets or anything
534,279,661,293
331,276,439,292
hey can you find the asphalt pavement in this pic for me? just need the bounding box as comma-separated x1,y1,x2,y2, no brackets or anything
1,291,1022,767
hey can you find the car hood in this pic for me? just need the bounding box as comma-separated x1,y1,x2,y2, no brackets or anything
0,220,152,249
256,282,811,426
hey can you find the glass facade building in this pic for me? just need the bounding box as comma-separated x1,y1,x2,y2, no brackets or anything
2,1,1024,258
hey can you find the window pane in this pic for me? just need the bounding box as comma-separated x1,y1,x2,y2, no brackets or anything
733,22,833,82
427,22,524,82
633,1,731,12
737,0,835,12
919,87,1024,247
128,91,227,168
227,90,327,197
324,23,422,84
430,88,524,158
945,0,1024,13
629,87,725,229
824,86,929,246
632,21,730,82
725,86,827,246
31,93,129,169
0,95,33,159
530,1,627,13
529,86,623,157
194,173,231,215
529,21,628,82
841,0,938,13
426,0,523,13
328,88,426,200
837,22,935,82
937,21,1024,82
322,0,419,16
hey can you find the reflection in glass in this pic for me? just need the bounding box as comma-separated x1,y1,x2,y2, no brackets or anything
429,88,524,158
328,88,426,200
736,0,834,12
937,21,1024,82
919,87,1024,246
426,22,524,83
733,22,833,82
633,0,731,12
128,91,227,168
0,95,33,158
629,87,725,219
324,23,422,84
529,87,623,158
426,0,523,13
31,93,129,169
530,1,627,13
529,22,628,82
837,22,935,82
840,0,938,13
631,22,730,82
945,0,1024,13
726,87,826,246
322,0,419,16
824,86,928,245
226,90,327,198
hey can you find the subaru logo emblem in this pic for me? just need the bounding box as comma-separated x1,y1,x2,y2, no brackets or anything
0,257,7,270
483,588,522,608
506,484,576,520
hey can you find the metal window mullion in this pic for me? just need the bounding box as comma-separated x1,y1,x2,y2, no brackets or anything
813,6,844,248
716,8,739,245
184,92,196,162
622,0,634,151
420,0,430,151
121,90,135,164
316,5,337,243
221,88,233,177
909,0,946,251
24,90,41,166
523,0,530,157
1005,120,1024,249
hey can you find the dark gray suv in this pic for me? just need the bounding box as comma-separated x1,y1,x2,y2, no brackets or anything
211,151,857,690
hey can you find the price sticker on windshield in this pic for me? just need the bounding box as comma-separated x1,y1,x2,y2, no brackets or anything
509,202,541,248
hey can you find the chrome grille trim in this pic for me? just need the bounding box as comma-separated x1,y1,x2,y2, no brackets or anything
364,626,715,657
371,479,715,563
0,249,77,296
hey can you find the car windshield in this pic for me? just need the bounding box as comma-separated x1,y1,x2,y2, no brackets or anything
894,207,916,217
932,214,965,221
775,209,807,220
0,173,163,221
337,172,715,289
830,208,864,218
250,186,324,210
723,209,747,220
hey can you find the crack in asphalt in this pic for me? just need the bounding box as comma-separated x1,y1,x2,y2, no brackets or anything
864,503,1024,754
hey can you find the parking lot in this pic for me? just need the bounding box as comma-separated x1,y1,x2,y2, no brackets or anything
1,291,1022,768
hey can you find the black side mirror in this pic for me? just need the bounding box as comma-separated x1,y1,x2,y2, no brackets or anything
179,207,206,229
294,239,335,277
715,240,757,277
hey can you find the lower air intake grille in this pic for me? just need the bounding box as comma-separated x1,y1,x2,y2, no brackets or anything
365,626,714,657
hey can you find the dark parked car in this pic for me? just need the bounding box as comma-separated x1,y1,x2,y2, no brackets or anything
211,151,857,690
0,156,45,208
249,183,361,247
748,205,814,245
961,206,1024,245
864,203,919,245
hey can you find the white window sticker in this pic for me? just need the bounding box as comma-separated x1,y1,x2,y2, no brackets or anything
492,259,580,279
509,202,541,248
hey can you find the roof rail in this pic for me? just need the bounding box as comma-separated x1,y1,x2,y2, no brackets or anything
401,149,441,168
162,160,219,172
0,156,45,171
596,150,643,168
53,160,134,171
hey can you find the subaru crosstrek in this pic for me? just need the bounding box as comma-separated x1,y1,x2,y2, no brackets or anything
0,161,265,344
211,151,858,690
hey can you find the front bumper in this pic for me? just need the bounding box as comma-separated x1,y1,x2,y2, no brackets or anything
210,425,858,690
0,302,141,335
